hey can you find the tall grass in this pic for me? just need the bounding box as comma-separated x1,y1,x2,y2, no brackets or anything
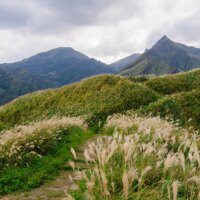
0,117,86,167
144,69,200,95
0,75,159,129
0,117,92,194
69,115,200,199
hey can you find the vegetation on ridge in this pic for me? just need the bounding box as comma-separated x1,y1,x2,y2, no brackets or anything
0,75,159,130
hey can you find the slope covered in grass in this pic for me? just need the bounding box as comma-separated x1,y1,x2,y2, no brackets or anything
141,89,200,129
0,75,159,130
144,69,200,95
1,69,200,197
125,69,200,129
0,117,92,194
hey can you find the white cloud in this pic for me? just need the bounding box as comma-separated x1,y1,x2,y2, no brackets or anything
0,0,199,64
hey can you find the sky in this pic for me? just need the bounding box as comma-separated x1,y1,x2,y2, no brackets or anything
0,0,199,64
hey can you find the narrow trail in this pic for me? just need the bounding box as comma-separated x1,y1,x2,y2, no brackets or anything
1,136,99,200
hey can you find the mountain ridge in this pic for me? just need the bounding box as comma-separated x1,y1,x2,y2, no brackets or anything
0,47,115,105
121,35,200,75
109,53,141,71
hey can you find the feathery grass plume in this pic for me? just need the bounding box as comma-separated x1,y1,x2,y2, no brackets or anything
99,169,110,196
68,161,75,170
156,160,163,168
0,117,86,166
123,140,135,163
178,152,186,173
128,167,138,184
167,183,171,200
69,175,73,183
70,148,77,161
122,171,129,200
86,181,95,195
138,165,152,188
164,153,179,170
141,166,152,177
123,167,138,198
189,141,200,166
84,149,93,162
187,176,200,184
84,191,95,200
172,180,179,200
69,115,200,199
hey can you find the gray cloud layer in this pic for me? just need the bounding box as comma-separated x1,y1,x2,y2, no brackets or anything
0,0,199,63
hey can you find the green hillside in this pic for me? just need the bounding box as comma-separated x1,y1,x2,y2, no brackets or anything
0,75,158,130
1,70,200,130
142,89,200,129
132,69,200,129
0,69,200,197
145,69,200,95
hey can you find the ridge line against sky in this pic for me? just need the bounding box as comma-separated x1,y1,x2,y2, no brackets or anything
0,0,199,64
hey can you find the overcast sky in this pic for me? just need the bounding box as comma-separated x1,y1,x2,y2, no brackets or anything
0,0,199,64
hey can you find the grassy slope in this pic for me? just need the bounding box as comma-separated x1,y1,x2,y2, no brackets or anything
0,126,93,194
145,69,200,95
1,69,200,195
0,75,159,130
126,69,200,129
142,89,200,129
0,70,200,130
0,75,158,194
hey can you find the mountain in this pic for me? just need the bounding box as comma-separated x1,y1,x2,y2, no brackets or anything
121,36,200,75
0,47,115,86
110,53,141,71
0,47,115,105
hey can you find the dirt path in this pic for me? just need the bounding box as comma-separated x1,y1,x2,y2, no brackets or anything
0,136,99,200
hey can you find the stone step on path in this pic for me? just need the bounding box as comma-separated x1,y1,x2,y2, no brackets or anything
0,135,100,200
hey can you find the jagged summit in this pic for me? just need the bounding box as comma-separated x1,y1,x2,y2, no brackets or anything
121,36,200,76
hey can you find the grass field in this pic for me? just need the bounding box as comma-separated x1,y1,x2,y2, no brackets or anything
0,69,200,197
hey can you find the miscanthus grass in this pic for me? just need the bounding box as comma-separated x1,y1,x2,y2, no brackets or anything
0,117,86,166
69,115,200,200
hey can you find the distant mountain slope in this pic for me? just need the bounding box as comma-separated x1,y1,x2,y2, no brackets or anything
0,47,115,105
1,47,115,86
121,36,200,75
0,68,52,105
121,52,177,75
110,53,141,71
